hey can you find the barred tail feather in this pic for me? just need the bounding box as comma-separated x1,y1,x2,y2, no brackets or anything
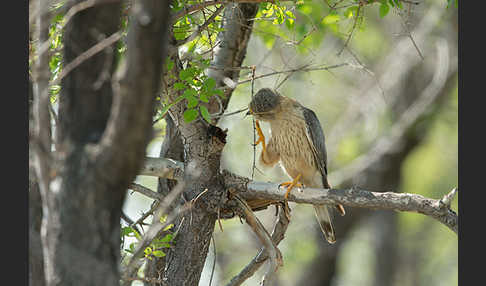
313,205,336,244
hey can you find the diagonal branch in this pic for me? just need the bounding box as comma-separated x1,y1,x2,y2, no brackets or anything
232,195,283,286
225,203,290,286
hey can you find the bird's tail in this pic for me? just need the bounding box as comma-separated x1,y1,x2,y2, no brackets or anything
313,205,336,244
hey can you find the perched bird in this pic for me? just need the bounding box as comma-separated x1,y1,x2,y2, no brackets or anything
247,88,345,244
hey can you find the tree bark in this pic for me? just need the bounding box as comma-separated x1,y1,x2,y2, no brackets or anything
159,3,259,285
32,1,170,285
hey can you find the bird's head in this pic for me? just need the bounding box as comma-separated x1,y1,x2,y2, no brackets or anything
247,88,282,121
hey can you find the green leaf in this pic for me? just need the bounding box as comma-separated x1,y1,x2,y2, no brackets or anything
127,243,135,253
322,14,341,25
183,88,197,97
153,241,171,249
213,89,224,98
166,59,174,71
133,229,142,240
345,6,358,18
379,3,390,17
179,67,198,82
152,250,166,257
174,82,186,91
163,223,174,232
160,234,174,243
186,95,199,109
199,105,212,123
202,77,216,92
183,108,198,122
200,92,209,103
285,10,295,19
121,226,133,237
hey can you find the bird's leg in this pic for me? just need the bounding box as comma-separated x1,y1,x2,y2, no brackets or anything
254,120,266,152
279,174,303,199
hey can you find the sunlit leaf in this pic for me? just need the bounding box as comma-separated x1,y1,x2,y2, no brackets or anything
322,14,341,25
152,250,166,257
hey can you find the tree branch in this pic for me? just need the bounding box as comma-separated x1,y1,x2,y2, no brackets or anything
170,0,273,23
137,157,458,234
237,182,458,234
225,203,289,286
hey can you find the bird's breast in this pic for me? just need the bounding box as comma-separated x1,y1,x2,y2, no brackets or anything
270,119,317,179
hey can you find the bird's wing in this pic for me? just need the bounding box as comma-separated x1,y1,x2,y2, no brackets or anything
302,107,330,188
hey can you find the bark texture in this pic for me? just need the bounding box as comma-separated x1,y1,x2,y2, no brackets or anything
32,1,170,285
141,4,259,285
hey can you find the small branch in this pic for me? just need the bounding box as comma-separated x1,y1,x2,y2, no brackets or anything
130,183,164,201
437,188,458,210
233,63,350,87
171,0,274,23
51,31,122,86
175,4,225,46
337,3,362,56
139,156,185,180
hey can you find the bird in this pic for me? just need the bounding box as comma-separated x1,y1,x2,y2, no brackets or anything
247,88,345,244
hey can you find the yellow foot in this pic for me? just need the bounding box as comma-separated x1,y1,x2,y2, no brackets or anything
279,174,303,199
254,120,266,151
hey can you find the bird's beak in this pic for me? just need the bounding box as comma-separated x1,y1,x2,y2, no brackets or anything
246,108,253,117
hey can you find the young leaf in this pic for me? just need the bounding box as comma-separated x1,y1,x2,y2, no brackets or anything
163,223,174,232
152,250,166,257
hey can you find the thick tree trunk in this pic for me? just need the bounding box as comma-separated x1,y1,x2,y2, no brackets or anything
29,171,46,286
32,1,170,285
158,4,259,285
